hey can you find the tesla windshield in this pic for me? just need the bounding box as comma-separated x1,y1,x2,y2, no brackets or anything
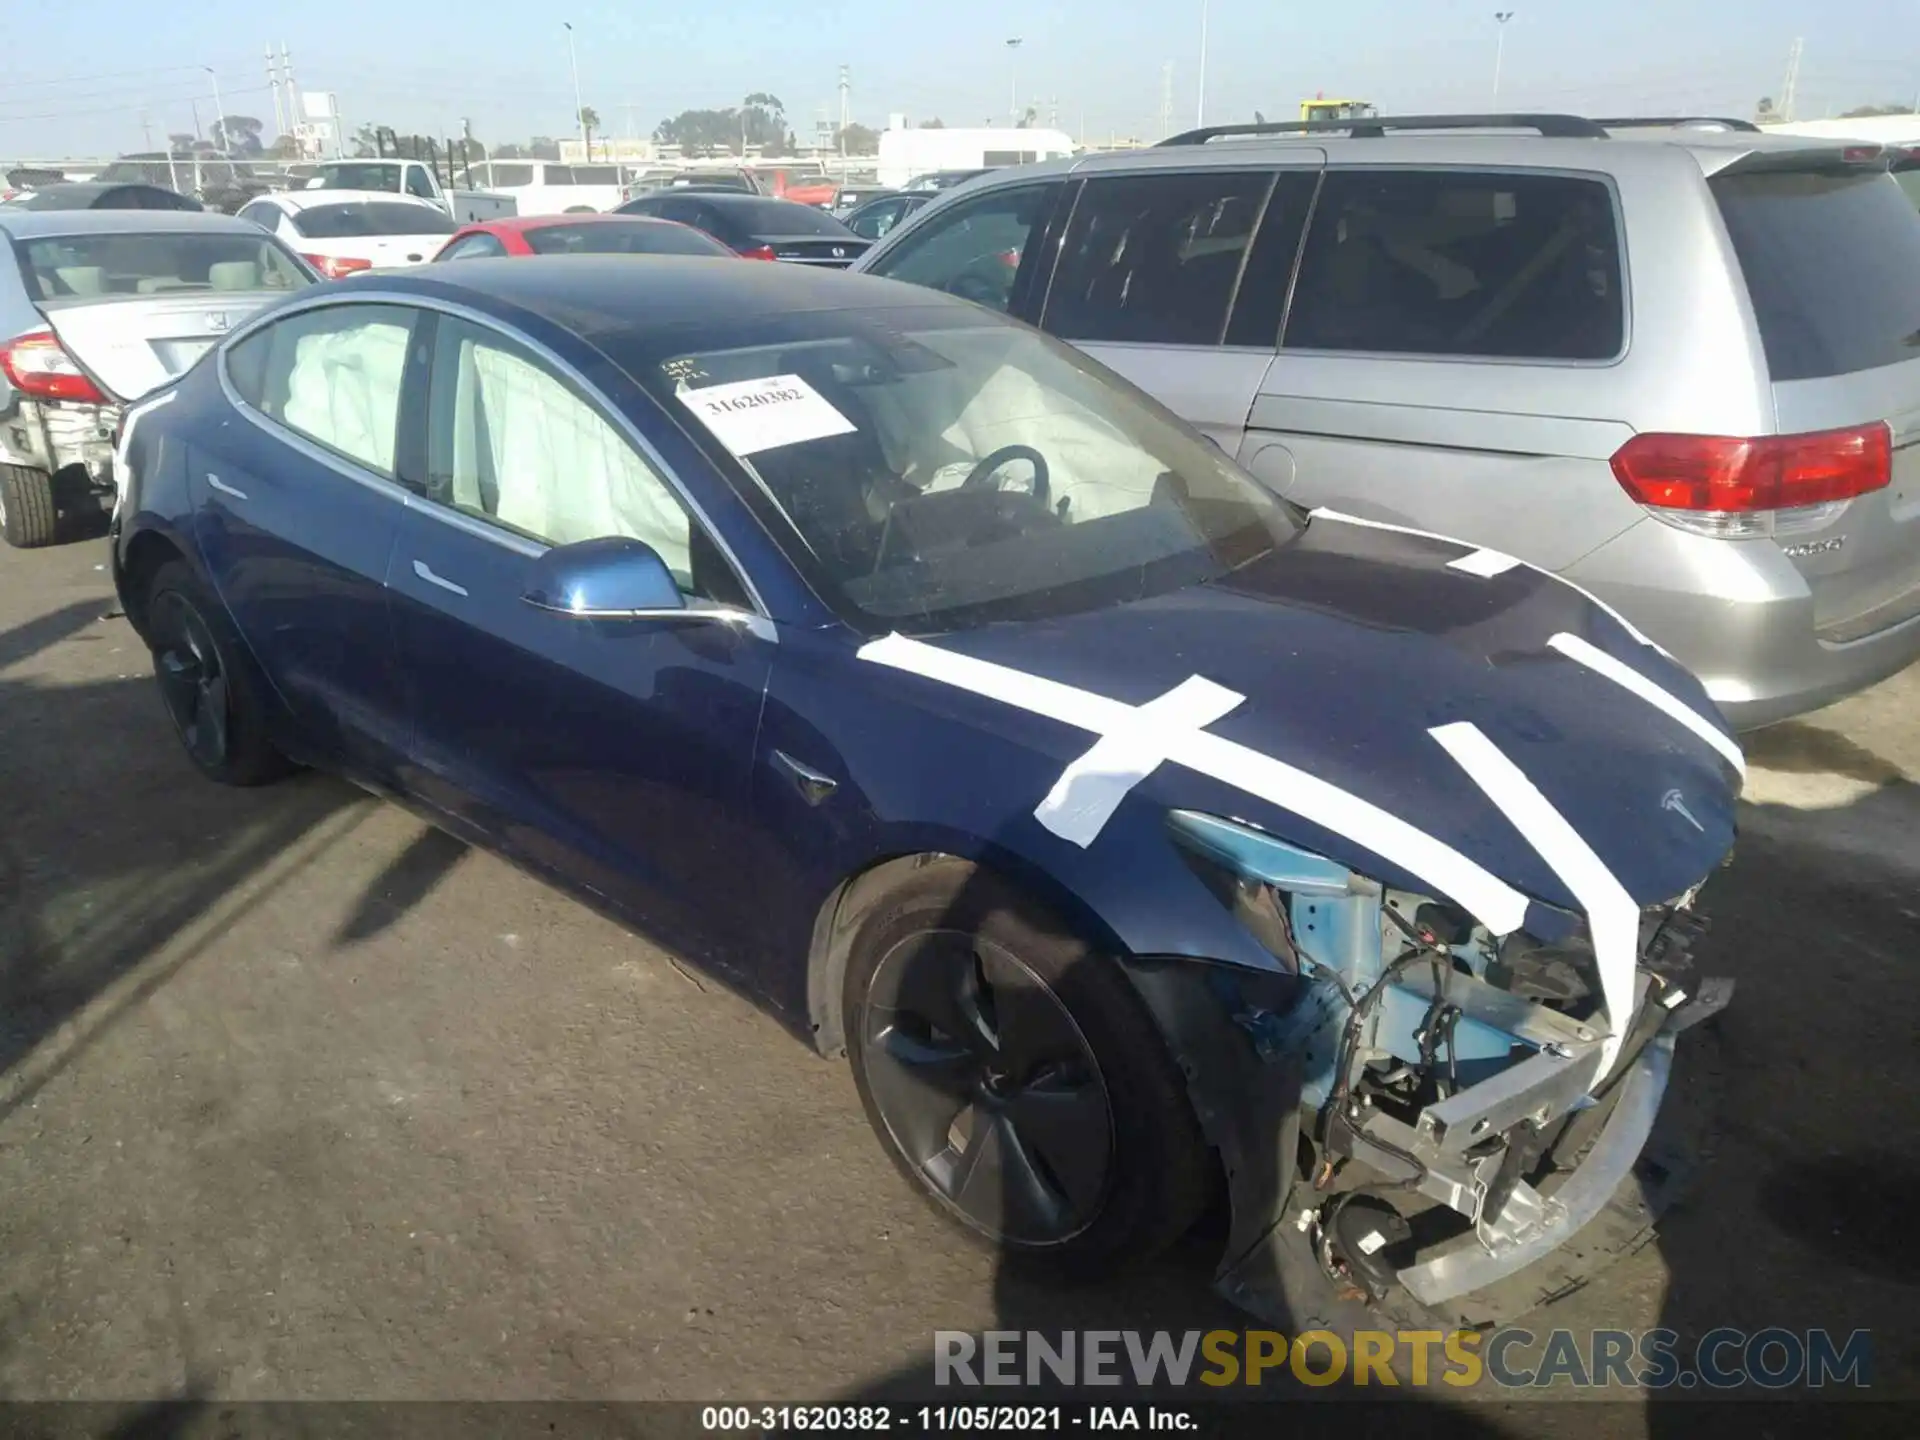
633,305,1300,630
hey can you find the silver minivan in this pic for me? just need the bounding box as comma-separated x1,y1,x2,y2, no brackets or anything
855,114,1920,729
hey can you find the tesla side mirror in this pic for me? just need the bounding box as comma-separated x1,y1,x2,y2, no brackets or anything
521,536,685,617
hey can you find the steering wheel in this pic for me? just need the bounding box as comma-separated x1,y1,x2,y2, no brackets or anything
960,444,1051,507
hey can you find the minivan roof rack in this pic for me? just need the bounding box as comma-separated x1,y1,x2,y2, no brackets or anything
1593,116,1762,133
1157,113,1611,146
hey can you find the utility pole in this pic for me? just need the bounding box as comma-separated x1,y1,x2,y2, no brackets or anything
203,67,226,152
140,110,154,152
1159,61,1174,140
1006,38,1023,125
1492,12,1515,108
461,117,475,184
1197,0,1209,127
268,46,284,138
563,22,586,158
1780,36,1804,123
839,63,851,155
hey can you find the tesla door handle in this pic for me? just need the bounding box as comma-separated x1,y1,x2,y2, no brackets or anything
206,472,248,501
411,559,469,597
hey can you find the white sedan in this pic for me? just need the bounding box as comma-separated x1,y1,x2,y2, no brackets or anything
236,190,458,278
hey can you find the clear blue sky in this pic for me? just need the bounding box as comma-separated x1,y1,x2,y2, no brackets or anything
5,0,1917,158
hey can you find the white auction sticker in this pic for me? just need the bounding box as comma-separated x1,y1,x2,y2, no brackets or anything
677,374,856,457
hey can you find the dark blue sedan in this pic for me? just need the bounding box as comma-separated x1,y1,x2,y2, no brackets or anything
110,257,1741,1328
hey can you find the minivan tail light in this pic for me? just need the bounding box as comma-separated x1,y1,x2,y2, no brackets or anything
301,252,373,279
0,328,107,404
738,244,779,261
1610,423,1891,538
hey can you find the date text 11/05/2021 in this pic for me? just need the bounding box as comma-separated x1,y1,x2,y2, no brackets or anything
702,1408,1194,1432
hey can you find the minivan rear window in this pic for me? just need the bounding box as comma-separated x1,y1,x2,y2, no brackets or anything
1712,168,1920,382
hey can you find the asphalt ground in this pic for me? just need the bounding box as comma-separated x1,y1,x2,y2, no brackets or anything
0,532,1914,1428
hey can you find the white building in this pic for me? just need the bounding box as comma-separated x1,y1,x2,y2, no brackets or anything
876,118,1075,189
1761,115,1920,145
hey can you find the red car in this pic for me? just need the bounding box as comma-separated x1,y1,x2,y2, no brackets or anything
433,212,737,262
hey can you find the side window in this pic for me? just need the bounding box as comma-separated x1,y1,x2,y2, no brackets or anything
238,201,279,230
1042,171,1273,346
228,303,415,475
425,318,724,599
1285,169,1625,361
440,233,506,261
1224,171,1322,347
849,198,905,241
405,167,437,201
864,183,1060,314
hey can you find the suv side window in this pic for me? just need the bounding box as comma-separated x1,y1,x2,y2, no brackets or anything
1285,169,1625,361
1042,171,1273,346
424,316,744,604
225,304,415,475
864,182,1062,314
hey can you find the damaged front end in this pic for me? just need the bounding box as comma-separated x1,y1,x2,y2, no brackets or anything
1130,809,1732,1331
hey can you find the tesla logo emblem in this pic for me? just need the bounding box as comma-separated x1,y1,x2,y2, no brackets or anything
1661,788,1705,833
206,313,231,332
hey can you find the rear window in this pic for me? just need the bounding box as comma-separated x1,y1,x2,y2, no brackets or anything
522,220,731,257
312,163,404,193
18,232,312,301
1284,169,1625,361
292,202,457,238
707,198,853,237
1712,167,1920,382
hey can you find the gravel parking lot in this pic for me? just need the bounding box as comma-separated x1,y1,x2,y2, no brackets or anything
0,533,1914,1417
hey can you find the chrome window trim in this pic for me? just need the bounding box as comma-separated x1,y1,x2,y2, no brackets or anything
214,288,777,626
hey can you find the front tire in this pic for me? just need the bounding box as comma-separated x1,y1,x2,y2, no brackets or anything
0,464,58,548
844,861,1211,1278
143,559,290,786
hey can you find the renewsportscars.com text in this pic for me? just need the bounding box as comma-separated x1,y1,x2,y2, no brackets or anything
934,1328,1873,1390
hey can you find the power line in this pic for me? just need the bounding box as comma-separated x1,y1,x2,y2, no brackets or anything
0,60,259,91
0,84,272,127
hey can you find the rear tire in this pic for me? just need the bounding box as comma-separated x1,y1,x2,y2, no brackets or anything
844,861,1212,1279
142,559,291,786
0,464,58,548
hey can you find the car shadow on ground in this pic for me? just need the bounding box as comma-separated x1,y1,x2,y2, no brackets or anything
0,597,379,1122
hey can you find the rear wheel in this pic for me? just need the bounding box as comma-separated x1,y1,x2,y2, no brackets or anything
0,464,58,548
143,559,290,786
844,862,1211,1277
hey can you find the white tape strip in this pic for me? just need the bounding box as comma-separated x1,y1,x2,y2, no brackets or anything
859,633,1532,937
1447,547,1522,578
1312,507,1672,656
1548,632,1746,779
1430,721,1637,1078
1035,675,1244,847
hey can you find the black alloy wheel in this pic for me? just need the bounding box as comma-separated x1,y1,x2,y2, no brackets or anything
859,928,1114,1247
150,587,232,771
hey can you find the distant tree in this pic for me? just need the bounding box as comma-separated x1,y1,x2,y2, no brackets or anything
834,122,879,155
492,141,527,159
528,135,562,161
1755,96,1775,121
166,132,196,155
655,108,745,155
920,117,946,129
741,92,790,154
1841,103,1916,117
266,133,301,160
579,106,602,159
210,115,265,155
1016,104,1037,128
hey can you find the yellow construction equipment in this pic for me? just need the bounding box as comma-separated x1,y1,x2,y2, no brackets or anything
1300,97,1378,124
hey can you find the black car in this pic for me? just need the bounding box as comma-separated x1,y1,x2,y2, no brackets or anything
842,191,933,241
5,182,202,212
614,191,869,267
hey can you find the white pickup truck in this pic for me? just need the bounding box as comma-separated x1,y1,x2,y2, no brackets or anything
303,159,516,224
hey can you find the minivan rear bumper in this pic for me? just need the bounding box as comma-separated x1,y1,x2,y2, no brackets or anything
1560,520,1920,730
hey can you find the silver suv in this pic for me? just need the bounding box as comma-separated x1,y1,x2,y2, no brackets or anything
854,114,1920,730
